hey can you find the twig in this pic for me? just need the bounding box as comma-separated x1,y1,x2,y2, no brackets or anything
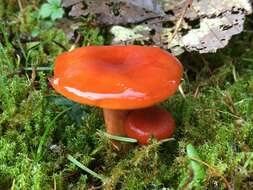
231,65,237,82
17,0,23,12
53,176,57,190
11,179,15,190
222,92,238,116
179,84,186,98
204,109,241,119
69,33,81,51
193,85,201,98
30,66,36,85
167,0,193,47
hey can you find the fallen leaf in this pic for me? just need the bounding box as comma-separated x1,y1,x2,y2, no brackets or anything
111,0,252,54
163,0,252,19
187,0,252,18
177,11,247,53
61,0,252,54
64,0,162,25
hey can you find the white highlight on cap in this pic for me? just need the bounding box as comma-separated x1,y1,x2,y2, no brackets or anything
64,86,147,100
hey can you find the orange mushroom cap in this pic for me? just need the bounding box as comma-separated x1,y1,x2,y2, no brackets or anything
124,106,175,145
51,45,183,110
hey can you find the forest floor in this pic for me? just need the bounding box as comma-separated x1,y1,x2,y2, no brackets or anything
0,1,253,190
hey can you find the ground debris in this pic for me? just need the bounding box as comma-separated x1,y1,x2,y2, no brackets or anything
63,0,163,25
112,0,252,54
174,11,247,53
62,0,252,54
162,0,253,54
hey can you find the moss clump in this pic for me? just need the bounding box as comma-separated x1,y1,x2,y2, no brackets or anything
1,3,253,190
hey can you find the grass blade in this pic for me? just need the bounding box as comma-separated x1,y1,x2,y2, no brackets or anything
67,154,107,183
102,131,138,143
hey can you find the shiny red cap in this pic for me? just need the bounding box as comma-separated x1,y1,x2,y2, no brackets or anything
51,45,183,109
124,107,175,145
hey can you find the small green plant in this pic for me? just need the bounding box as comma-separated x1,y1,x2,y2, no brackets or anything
39,0,64,21
178,144,206,189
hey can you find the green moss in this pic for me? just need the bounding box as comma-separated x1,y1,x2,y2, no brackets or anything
1,3,253,190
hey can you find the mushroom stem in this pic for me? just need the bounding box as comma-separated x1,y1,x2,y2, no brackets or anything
103,109,128,136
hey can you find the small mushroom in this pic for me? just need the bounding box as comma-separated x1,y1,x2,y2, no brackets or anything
51,45,182,143
124,106,175,145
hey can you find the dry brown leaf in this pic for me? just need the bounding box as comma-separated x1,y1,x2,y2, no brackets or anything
61,0,252,54
63,0,162,25
165,0,252,54
177,11,247,53
111,0,252,54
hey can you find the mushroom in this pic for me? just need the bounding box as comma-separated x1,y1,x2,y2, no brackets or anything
51,45,182,143
124,106,175,145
